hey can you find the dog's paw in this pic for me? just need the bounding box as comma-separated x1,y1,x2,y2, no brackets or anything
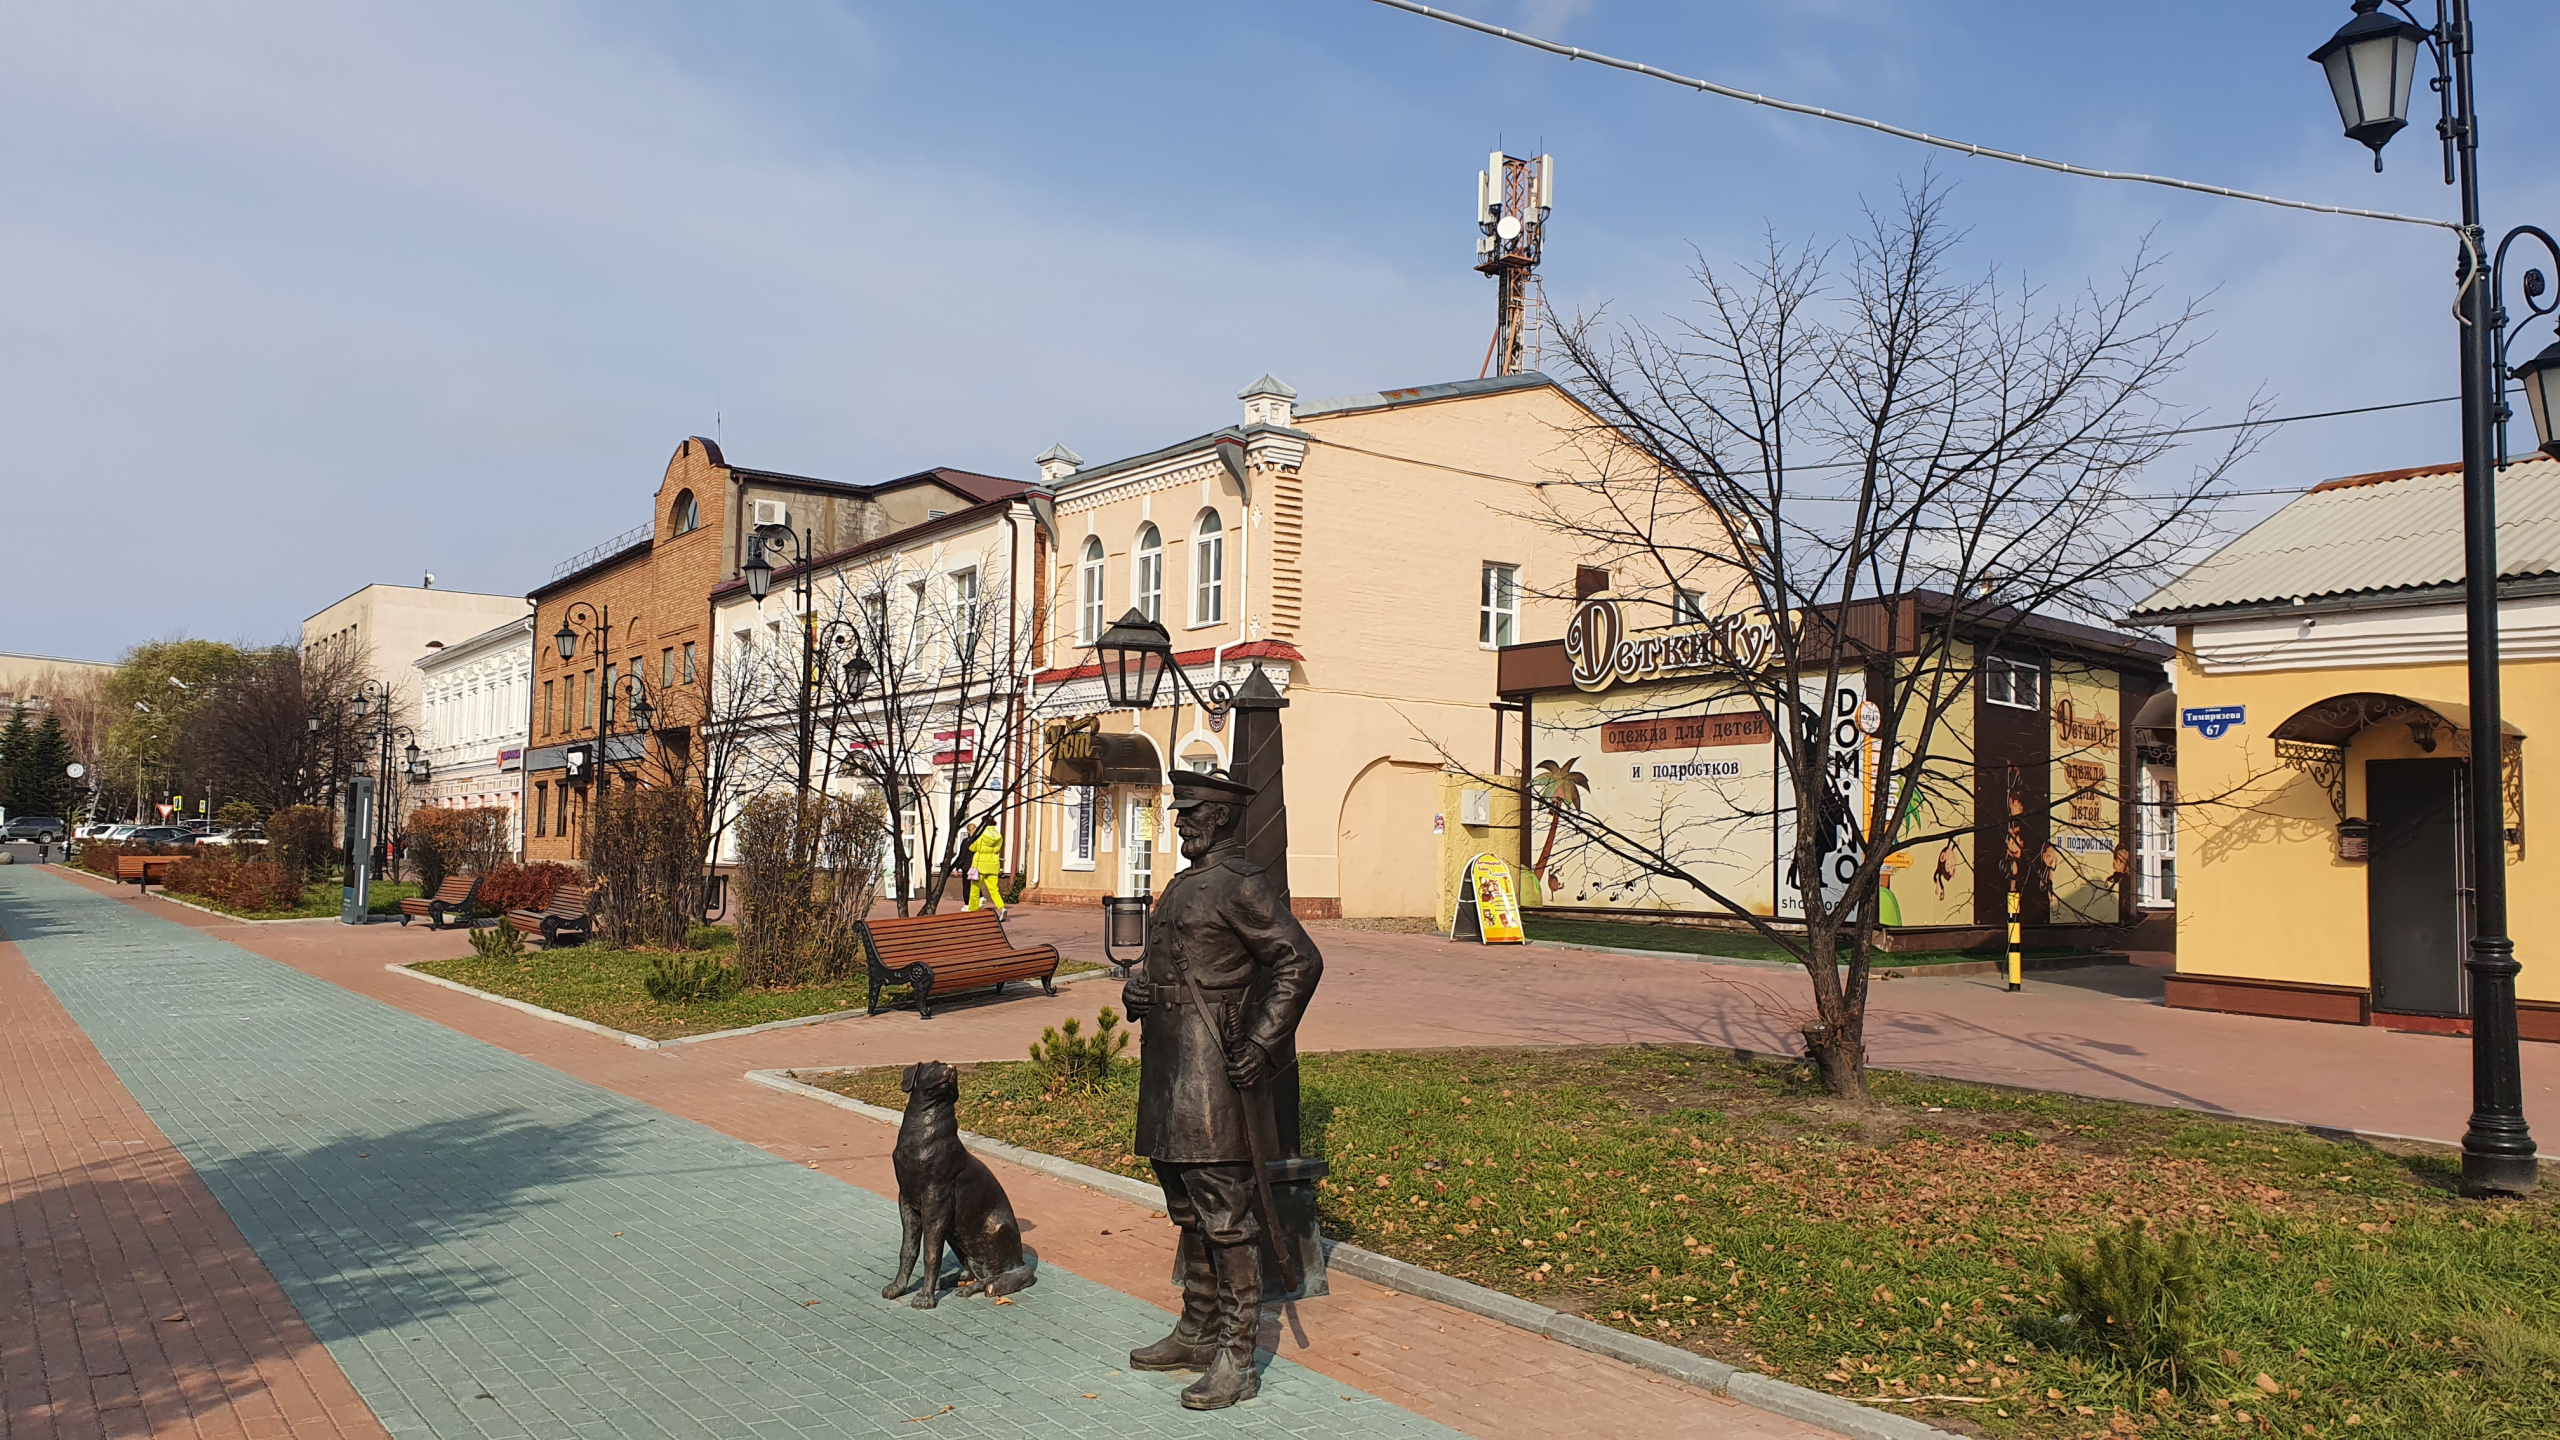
910,1292,940,1311
880,1283,907,1300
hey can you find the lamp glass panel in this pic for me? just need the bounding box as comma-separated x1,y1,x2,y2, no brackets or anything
1135,647,1167,707
2522,356,2559,454
2359,31,2418,128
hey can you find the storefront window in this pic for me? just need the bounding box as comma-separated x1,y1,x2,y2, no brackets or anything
2139,764,2177,907
1126,794,1154,895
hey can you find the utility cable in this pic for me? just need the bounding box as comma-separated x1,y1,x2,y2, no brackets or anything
1370,0,2460,235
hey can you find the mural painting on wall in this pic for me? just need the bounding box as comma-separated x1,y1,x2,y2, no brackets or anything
2047,676,2127,923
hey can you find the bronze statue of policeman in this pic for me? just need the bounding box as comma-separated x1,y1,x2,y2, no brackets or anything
1119,768,1322,1410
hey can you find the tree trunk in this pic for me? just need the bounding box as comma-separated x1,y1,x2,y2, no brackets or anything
1798,924,1870,1100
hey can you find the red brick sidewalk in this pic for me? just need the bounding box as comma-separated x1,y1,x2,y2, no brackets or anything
0,929,389,1440
38,871,1825,1440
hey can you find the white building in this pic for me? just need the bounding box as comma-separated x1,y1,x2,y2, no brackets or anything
411,616,535,849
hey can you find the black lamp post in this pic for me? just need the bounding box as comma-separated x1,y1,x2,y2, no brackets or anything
744,523,846,797
1091,609,1234,717
2315,0,2557,1196
344,678,425,875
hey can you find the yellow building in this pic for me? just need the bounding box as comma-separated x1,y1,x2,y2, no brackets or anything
1019,373,1616,918
1493,592,2171,944
2131,456,2560,1042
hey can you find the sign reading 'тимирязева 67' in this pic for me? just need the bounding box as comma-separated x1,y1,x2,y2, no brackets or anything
1565,597,1777,691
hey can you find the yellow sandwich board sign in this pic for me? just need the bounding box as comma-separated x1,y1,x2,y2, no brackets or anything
1451,853,1526,944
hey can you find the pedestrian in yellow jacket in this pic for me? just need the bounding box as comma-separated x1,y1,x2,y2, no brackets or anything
965,822,1006,912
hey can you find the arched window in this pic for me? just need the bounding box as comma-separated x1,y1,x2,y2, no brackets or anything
1192,510,1224,625
1133,524,1162,622
671,489,700,534
1078,536,1107,644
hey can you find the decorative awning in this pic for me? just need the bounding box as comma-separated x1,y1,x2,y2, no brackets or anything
2268,691,2524,851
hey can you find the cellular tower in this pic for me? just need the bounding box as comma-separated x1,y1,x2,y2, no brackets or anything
1474,150,1554,377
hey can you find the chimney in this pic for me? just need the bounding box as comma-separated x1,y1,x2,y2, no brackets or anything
1034,443,1083,485
1238,373,1297,428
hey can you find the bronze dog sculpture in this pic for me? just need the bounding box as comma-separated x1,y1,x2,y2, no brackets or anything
883,1061,1036,1308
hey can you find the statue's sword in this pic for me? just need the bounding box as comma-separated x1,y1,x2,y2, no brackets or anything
1159,938,1302,1294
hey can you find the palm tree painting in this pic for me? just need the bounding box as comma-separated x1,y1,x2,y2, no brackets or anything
1531,757,1589,890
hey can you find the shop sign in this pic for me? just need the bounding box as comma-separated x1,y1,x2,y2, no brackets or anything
2052,698,2119,748
1451,853,1526,944
563,743,594,780
2182,704,2244,739
1565,597,1776,691
1045,719,1163,786
1600,710,1773,752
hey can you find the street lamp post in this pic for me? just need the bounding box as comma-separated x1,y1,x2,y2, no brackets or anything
743,525,871,798
2315,0,2560,1196
346,679,430,877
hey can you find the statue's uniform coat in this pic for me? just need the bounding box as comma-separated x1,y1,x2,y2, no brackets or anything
1133,841,1322,1163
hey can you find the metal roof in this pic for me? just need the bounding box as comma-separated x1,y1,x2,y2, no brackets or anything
2130,454,2560,620
1294,371,1552,420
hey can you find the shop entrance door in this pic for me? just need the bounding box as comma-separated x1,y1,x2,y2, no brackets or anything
2366,757,2470,1018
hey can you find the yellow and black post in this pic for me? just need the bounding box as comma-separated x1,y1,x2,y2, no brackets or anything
2006,887,2022,992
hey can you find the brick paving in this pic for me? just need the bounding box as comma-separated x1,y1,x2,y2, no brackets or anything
6,867,1824,1440
1,926,390,1440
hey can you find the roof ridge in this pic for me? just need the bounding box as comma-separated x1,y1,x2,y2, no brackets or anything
2306,461,2460,494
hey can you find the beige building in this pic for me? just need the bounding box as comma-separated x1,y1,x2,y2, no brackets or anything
1020,373,1618,918
301,584,531,724
0,652,116,713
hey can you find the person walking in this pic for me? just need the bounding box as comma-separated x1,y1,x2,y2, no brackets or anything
963,820,1006,912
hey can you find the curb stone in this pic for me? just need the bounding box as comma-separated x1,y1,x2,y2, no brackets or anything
1527,937,2124,979
389,963,1113,1051
744,1066,1962,1440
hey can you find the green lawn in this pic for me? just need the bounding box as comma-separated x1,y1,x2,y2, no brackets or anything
1524,914,2101,969
168,878,420,921
415,933,1099,1040
812,1044,2559,1440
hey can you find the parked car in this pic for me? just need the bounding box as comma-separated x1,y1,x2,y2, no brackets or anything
123,826,195,845
76,822,119,839
2,816,68,844
195,827,267,846
101,823,144,840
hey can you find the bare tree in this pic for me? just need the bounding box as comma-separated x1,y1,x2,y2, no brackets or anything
1522,179,2253,1098
179,643,378,817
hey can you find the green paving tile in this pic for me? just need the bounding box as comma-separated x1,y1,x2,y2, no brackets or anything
1,868,1455,1440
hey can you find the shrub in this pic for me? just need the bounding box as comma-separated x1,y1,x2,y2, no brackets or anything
269,805,336,879
644,949,742,1002
216,800,263,831
406,806,513,894
734,793,819,989
164,851,304,914
478,860,582,913
2051,1219,2208,1389
1028,1007,1130,1094
586,786,704,951
76,840,186,876
467,923,526,962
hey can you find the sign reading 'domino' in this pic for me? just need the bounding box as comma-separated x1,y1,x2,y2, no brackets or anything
1565,597,1778,691
1600,710,1775,752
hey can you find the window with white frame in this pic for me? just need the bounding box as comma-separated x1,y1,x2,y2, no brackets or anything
1984,655,2042,710
1192,510,1224,625
1480,563,1519,647
1673,588,1709,625
1065,786,1096,870
951,567,981,661
1134,524,1162,622
1078,537,1106,643
2139,765,2177,907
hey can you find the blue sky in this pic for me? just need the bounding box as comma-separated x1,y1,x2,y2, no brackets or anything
8,1,2559,661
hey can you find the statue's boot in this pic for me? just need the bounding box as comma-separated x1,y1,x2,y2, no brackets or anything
1180,1243,1262,1410
1128,1230,1219,1372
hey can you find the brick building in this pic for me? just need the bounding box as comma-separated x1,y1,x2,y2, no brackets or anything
522,436,1024,862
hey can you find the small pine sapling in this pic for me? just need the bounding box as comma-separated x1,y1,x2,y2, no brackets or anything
1028,1007,1129,1093
2051,1218,2208,1390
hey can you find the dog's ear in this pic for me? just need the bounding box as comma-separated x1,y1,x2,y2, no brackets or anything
900,1062,923,1094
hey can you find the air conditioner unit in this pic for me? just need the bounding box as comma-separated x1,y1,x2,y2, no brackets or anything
1460,789,1494,827
751,499,789,528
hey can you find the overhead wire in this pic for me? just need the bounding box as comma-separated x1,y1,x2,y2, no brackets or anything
1369,0,2459,235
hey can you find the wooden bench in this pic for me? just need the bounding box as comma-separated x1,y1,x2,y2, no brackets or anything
505,885,591,949
399,875,481,929
860,910,1059,1020
115,854,181,890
